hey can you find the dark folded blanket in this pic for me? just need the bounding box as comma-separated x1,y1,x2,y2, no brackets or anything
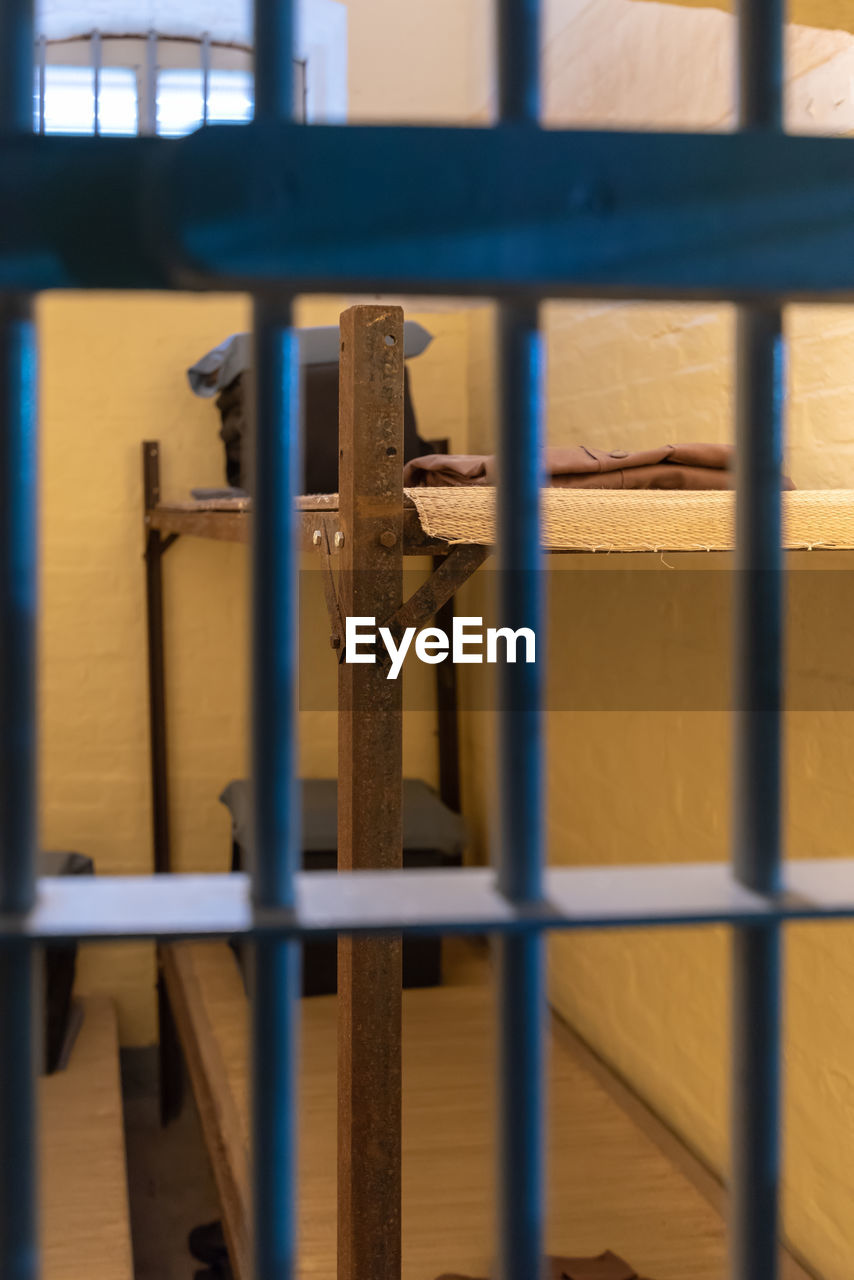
404,443,795,492
436,1249,652,1279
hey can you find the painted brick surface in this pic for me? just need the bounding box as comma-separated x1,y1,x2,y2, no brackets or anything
38,292,469,1045
484,7,854,1280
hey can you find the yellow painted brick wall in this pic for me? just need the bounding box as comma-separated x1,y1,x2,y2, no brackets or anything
36,0,488,1047
38,292,471,1045
454,6,854,1280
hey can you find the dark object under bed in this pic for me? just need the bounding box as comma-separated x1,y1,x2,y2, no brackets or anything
39,850,94,1074
220,778,467,996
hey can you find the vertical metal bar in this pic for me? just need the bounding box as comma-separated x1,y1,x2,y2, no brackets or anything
141,30,158,136
91,30,101,137
0,306,38,914
0,0,35,133
0,6,39,1280
36,36,46,135
731,5,785,1280
496,0,541,124
254,0,294,123
250,4,300,1279
201,33,211,127
494,4,545,1280
739,0,784,133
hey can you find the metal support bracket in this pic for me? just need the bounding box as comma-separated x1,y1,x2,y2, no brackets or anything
380,543,491,640
313,536,489,665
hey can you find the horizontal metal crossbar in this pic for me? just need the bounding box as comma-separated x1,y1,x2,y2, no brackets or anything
5,126,854,298
3,860,854,942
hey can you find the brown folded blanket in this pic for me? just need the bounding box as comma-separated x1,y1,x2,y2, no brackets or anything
436,1249,652,1279
403,444,795,492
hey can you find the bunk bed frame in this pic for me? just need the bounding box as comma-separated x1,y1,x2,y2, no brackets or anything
143,306,492,1273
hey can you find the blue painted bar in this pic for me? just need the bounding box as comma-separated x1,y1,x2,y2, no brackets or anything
0,7,39,1280
497,0,541,124
495,301,547,1280
731,310,785,1280
0,0,35,133
739,0,784,133
0,951,38,1280
0,298,38,918
250,4,301,1279
8,128,854,297
495,304,545,907
250,281,303,1280
731,3,786,1278
254,0,295,123
495,5,546,1278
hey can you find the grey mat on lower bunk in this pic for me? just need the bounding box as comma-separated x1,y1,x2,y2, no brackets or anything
220,777,468,863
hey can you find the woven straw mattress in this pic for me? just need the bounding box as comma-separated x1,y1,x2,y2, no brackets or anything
405,487,854,553
176,488,854,553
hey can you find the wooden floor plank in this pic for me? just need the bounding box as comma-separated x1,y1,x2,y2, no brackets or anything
40,995,134,1280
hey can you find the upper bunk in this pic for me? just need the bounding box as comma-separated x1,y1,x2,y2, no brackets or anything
147,477,854,555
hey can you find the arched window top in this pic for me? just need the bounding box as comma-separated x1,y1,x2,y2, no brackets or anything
34,1,346,135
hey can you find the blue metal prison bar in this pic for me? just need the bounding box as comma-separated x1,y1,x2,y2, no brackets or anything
0,2,39,1279
495,7,547,1280
250,3,302,1279
732,2,786,1277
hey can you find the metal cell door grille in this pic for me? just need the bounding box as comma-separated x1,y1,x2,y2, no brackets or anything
0,0,845,1276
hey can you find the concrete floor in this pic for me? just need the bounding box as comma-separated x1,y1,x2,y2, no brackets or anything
122,1050,222,1280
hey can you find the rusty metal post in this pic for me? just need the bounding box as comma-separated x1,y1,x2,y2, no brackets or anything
337,305,405,1280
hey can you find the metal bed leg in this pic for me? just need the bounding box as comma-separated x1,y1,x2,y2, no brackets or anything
142,442,184,1125
337,304,405,1280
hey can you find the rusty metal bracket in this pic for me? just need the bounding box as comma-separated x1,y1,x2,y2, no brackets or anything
311,524,489,665
381,543,490,642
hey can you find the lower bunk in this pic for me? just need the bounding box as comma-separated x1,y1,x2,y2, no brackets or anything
41,994,133,1280
162,940,807,1280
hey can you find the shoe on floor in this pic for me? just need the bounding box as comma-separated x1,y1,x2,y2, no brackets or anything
188,1220,229,1267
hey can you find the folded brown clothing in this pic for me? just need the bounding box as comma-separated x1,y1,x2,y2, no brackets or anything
403,444,795,491
435,1249,652,1280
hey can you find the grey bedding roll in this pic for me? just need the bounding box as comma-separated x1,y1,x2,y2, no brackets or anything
220,777,467,864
